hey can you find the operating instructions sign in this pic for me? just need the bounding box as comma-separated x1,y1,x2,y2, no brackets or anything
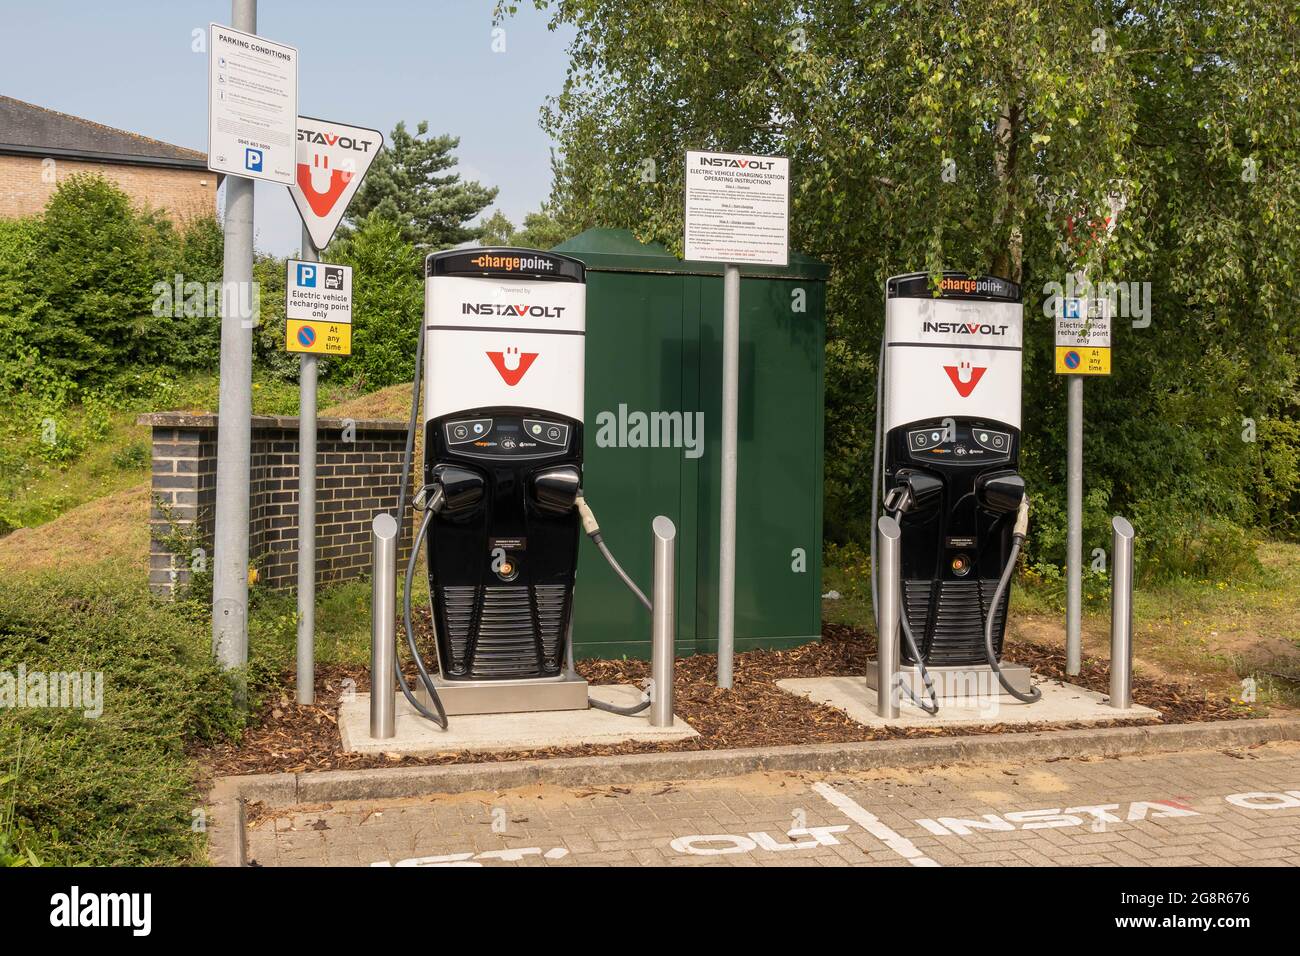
285,260,352,355
684,150,789,266
207,24,298,185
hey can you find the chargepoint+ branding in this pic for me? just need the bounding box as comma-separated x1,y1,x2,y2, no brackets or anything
464,252,559,274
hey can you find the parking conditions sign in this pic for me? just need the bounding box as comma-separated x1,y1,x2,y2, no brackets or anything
207,24,298,185
1055,297,1112,375
285,260,352,355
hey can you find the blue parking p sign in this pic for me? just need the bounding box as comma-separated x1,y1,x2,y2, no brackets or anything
297,264,316,287
244,147,264,172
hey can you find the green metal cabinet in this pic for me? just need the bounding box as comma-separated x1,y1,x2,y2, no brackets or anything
553,229,828,660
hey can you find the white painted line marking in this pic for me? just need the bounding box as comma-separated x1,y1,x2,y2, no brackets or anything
812,781,940,867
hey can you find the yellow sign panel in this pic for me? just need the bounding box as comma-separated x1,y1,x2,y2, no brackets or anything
286,319,351,356
1055,346,1110,375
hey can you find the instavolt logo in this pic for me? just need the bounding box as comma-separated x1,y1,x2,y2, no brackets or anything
297,127,377,152
461,302,567,318
922,320,1010,335
697,155,776,171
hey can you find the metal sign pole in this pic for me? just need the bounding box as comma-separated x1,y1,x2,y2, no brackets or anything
211,0,258,674
716,263,740,689
296,226,319,704
1066,375,1083,675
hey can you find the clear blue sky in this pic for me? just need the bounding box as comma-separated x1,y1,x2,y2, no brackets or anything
0,0,575,255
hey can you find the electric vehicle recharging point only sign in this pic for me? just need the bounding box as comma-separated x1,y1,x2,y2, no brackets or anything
285,259,352,355
1055,297,1112,375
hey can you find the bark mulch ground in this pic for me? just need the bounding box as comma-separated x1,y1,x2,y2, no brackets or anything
198,617,1251,778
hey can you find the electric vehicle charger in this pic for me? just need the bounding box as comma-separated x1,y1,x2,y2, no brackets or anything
390,248,657,728
871,273,1042,711
393,335,654,727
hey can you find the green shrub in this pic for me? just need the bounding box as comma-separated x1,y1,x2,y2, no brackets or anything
0,566,246,865
1129,503,1262,582
111,441,150,471
151,214,226,370
0,217,45,379
22,176,164,385
325,213,424,388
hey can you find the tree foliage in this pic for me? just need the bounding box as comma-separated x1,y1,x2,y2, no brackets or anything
325,213,425,388
477,202,576,250
348,120,499,255
507,0,1300,564
0,175,225,390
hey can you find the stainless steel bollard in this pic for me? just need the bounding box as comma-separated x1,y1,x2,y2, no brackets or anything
370,512,398,739
1109,516,1135,710
650,516,677,727
876,515,902,719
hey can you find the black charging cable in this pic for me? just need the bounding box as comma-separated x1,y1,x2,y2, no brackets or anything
392,320,449,730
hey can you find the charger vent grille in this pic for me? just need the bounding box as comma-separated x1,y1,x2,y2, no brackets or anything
436,584,570,679
901,579,1009,666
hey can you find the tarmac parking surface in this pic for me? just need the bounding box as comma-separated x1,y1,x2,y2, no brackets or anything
244,741,1300,867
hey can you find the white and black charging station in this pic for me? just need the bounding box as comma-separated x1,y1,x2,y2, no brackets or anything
374,247,667,729
870,273,1041,709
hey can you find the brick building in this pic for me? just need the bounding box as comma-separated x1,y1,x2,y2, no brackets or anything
0,95,218,221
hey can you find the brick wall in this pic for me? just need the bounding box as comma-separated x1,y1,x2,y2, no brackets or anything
143,413,414,598
0,153,218,221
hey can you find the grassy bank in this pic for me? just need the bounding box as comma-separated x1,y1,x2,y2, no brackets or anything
0,372,397,537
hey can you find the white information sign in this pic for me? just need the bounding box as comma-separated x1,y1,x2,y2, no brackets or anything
1054,297,1113,375
1054,297,1112,348
286,260,353,324
207,24,298,185
684,150,789,266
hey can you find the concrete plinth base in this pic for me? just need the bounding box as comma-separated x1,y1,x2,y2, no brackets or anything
415,672,589,716
776,675,1159,728
864,661,1036,699
339,685,698,756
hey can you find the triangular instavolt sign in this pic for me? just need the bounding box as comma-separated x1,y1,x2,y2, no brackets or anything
289,115,384,250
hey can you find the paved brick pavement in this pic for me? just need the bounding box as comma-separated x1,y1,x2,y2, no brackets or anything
244,741,1300,867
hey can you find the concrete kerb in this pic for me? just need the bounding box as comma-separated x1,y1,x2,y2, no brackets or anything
206,716,1300,866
